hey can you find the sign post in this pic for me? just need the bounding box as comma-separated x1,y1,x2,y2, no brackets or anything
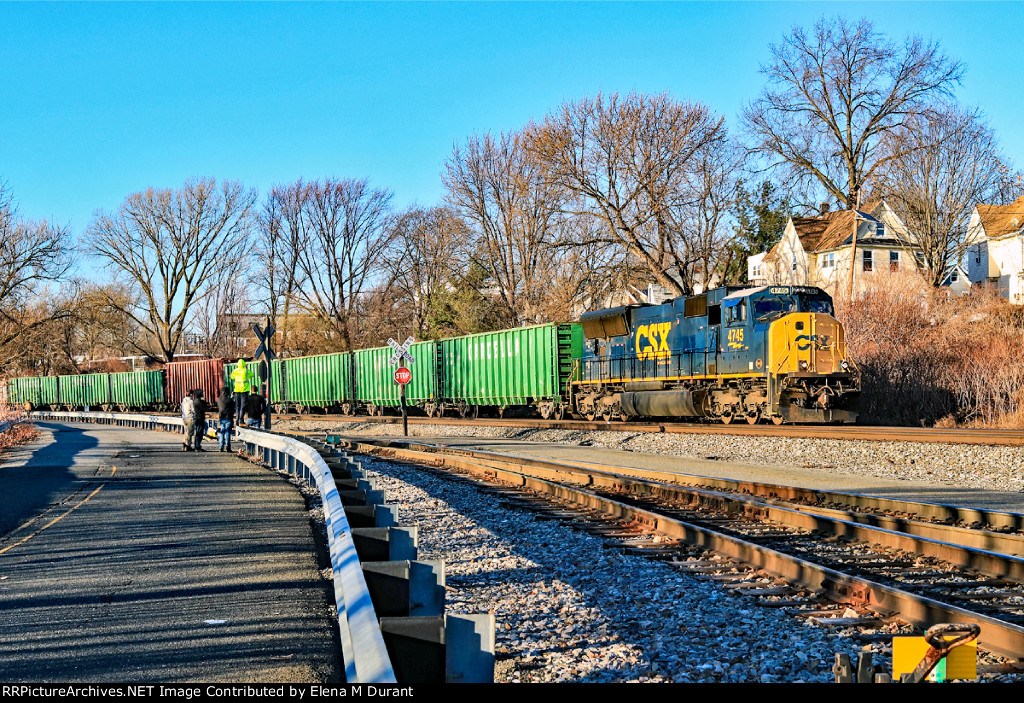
252,317,277,430
388,337,415,437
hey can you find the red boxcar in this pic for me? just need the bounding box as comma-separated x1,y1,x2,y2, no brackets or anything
165,358,226,409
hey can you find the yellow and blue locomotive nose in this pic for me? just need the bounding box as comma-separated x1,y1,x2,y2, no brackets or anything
767,313,849,376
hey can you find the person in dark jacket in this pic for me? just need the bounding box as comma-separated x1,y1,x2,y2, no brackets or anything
192,389,209,451
216,386,235,452
244,392,267,428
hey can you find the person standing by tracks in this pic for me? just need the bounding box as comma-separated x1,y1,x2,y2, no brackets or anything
181,390,197,451
230,359,250,427
216,386,235,452
244,392,266,429
192,389,209,451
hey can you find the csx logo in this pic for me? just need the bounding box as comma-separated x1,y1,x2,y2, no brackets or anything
635,322,671,360
796,334,831,351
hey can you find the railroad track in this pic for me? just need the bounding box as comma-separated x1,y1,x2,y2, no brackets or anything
315,433,1024,669
274,412,1024,447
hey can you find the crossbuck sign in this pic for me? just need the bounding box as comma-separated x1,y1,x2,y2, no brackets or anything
387,337,416,367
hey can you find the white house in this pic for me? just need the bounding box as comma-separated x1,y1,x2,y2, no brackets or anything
965,195,1024,302
749,200,970,297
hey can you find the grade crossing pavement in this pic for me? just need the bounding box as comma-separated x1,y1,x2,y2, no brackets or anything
0,421,342,682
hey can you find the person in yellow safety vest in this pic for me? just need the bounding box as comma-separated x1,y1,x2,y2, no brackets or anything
230,359,250,426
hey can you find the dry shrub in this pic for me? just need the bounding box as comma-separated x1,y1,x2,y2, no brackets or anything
0,408,37,454
834,273,1024,427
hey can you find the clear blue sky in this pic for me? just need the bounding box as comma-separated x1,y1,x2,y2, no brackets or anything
2,2,1021,241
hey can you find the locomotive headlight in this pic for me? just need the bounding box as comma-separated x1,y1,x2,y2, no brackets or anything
841,360,849,370
799,360,809,370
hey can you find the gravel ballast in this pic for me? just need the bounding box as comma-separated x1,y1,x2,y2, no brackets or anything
273,419,1024,682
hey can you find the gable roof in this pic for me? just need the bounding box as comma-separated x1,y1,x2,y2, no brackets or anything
764,208,880,262
976,195,1024,239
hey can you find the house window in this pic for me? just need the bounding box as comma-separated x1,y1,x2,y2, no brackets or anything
821,252,835,269
751,264,762,278
890,251,899,272
876,223,885,238
950,269,959,282
863,250,873,272
915,252,927,269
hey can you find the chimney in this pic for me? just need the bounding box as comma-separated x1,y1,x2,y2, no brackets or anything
819,201,830,215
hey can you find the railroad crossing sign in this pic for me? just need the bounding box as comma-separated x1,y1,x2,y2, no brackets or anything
387,336,415,366
394,366,412,385
253,321,277,362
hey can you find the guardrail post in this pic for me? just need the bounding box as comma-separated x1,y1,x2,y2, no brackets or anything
361,560,445,618
351,527,417,561
344,504,399,528
378,614,495,683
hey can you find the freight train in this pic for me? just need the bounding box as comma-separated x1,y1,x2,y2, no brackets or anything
3,285,860,424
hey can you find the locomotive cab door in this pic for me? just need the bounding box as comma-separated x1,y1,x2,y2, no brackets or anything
707,303,721,376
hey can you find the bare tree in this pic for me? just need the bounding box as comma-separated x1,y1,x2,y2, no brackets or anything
295,177,394,350
444,130,563,325
743,17,963,209
530,92,728,297
188,256,255,358
383,205,468,335
86,177,257,362
878,106,1009,285
255,180,310,354
0,183,76,369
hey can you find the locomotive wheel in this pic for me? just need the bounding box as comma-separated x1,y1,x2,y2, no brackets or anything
584,408,597,422
745,411,760,425
602,410,614,423
720,412,734,425
620,411,631,422
771,414,785,426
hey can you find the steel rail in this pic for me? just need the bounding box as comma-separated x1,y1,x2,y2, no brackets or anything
334,437,1024,660
277,412,1024,446
29,411,397,684
330,437,1024,551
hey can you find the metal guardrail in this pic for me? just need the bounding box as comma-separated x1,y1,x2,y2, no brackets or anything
30,411,397,684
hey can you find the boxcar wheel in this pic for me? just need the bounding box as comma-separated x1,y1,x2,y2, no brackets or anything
553,405,565,421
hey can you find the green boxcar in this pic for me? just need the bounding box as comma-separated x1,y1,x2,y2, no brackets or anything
440,323,582,416
354,341,438,413
8,376,59,409
279,353,354,411
269,359,284,405
58,373,111,408
110,371,165,409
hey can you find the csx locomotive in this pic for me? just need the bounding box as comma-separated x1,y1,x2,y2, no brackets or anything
574,285,860,424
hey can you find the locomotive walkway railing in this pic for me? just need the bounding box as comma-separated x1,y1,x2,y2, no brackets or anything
29,410,397,684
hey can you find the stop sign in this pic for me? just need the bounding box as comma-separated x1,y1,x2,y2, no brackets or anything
394,366,412,385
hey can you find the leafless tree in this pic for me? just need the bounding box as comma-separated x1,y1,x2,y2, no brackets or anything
295,177,394,349
878,106,1009,285
86,177,257,362
0,183,76,368
187,257,255,358
255,180,310,353
383,205,469,334
743,16,963,209
530,92,729,297
444,130,564,325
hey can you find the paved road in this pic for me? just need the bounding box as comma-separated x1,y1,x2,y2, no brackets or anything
0,421,341,683
346,432,1024,514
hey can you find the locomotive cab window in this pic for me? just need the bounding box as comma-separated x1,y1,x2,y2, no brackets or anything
726,301,746,325
802,298,834,315
753,297,796,321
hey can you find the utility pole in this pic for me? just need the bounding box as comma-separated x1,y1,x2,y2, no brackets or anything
847,192,863,302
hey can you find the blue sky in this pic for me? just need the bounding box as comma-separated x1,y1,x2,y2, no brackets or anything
2,2,1021,239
